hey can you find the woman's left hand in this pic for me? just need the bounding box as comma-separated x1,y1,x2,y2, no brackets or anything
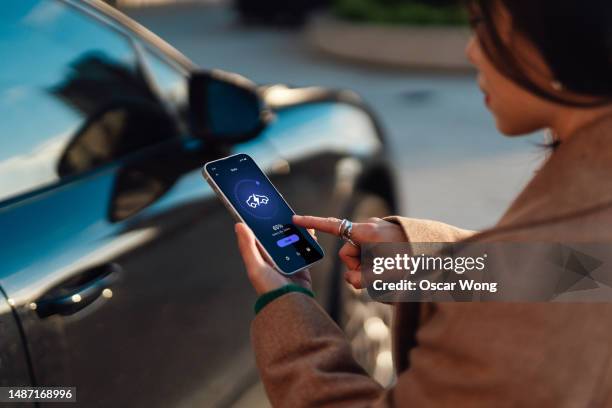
235,223,312,295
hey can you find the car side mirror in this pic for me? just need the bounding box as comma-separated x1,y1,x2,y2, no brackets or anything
188,70,272,143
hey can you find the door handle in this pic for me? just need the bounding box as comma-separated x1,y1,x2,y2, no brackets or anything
36,263,121,318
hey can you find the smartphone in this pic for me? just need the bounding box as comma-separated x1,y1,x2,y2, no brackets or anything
202,153,325,275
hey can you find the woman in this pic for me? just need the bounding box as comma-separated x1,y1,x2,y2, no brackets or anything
235,0,612,406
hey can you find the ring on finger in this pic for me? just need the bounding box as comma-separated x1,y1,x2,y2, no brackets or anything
339,219,359,247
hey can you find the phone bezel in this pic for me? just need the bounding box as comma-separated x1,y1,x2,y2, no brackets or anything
202,153,325,275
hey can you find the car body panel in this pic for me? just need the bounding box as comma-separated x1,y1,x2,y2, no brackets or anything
0,294,34,408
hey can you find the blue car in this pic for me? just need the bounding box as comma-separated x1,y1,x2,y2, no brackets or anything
0,0,398,405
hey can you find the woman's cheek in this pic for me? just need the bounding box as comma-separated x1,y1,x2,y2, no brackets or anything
484,92,522,135
492,101,542,136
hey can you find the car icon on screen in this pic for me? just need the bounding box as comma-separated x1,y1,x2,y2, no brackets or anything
246,194,270,209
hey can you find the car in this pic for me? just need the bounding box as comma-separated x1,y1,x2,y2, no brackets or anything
0,0,399,406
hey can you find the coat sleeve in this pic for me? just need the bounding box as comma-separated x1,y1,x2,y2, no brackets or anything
383,216,476,243
251,292,385,407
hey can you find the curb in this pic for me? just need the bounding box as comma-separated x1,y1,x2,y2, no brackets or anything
305,14,473,71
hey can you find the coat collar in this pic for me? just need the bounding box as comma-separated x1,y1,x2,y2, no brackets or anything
497,115,612,228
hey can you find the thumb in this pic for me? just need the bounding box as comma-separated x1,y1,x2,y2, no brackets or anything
235,223,267,272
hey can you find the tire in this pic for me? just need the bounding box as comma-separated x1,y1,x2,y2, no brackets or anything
330,193,395,386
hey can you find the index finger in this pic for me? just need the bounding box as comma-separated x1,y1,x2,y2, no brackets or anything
293,215,342,236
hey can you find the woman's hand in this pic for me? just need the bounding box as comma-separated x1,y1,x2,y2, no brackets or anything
293,215,406,290
235,223,312,295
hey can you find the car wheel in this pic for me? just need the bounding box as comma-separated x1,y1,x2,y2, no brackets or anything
331,193,395,386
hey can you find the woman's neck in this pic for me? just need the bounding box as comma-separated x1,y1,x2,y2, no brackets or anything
552,105,612,142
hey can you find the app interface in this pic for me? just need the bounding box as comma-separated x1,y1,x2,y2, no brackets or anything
207,154,324,273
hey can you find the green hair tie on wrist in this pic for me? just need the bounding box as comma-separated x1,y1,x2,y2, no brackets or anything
254,284,315,315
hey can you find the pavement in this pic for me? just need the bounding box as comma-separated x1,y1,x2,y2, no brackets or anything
306,15,472,70
124,3,546,406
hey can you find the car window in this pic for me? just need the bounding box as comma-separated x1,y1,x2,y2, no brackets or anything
0,0,177,204
140,46,188,123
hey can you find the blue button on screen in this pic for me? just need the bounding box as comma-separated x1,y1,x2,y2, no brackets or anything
277,234,300,247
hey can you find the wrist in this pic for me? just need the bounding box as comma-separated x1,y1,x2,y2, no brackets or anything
254,284,315,314
253,274,290,295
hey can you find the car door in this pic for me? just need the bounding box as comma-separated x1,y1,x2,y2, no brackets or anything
0,295,34,408
0,1,272,406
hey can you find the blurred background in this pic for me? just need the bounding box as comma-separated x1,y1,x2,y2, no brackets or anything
116,0,544,231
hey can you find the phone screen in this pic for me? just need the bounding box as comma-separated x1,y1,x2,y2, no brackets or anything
205,154,324,274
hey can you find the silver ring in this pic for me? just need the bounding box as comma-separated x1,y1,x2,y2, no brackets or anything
339,219,359,247
338,219,350,238
338,219,348,236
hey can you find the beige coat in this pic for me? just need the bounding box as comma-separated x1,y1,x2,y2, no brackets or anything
251,117,612,407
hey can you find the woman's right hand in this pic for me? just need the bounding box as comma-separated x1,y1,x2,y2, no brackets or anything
293,215,406,289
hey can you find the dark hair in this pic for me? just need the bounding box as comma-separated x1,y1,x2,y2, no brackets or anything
468,0,612,107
